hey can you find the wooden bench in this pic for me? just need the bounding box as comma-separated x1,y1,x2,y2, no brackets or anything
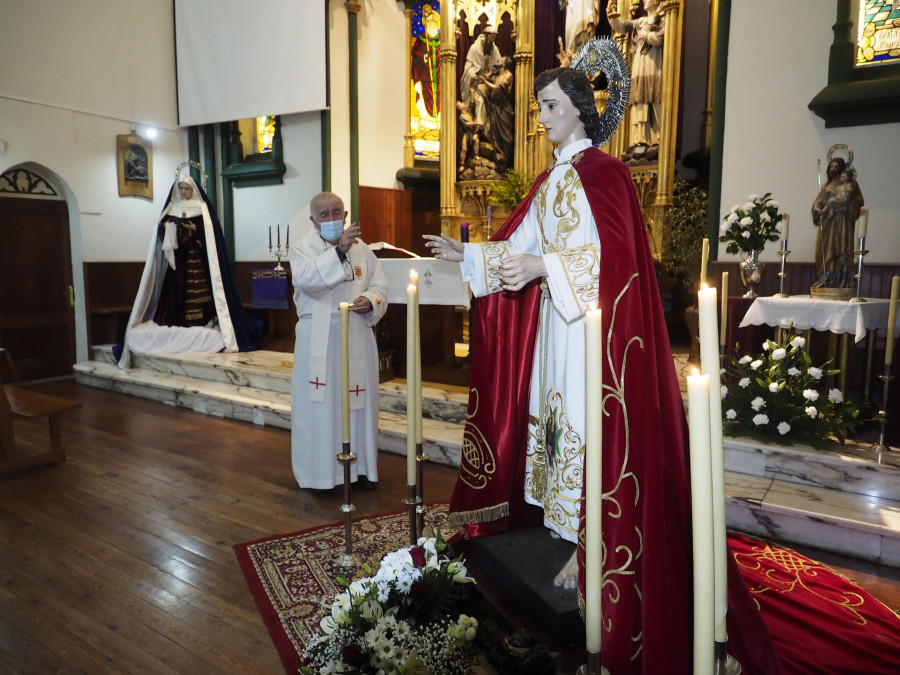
0,348,81,478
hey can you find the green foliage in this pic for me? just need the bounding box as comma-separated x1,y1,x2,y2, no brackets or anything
489,169,536,212
663,179,709,287
721,329,863,448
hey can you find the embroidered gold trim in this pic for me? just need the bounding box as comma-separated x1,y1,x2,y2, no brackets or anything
449,502,509,526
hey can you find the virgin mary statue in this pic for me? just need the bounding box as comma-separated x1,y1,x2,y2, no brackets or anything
117,168,260,368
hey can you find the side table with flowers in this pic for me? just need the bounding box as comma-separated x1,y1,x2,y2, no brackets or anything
301,532,478,675
721,329,863,449
719,192,784,298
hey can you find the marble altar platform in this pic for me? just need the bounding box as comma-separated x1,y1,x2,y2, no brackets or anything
74,347,900,568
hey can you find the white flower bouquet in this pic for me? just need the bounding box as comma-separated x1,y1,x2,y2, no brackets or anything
718,192,784,255
721,329,862,448
301,532,477,675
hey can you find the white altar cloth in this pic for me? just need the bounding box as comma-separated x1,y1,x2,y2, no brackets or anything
380,258,471,308
739,295,897,343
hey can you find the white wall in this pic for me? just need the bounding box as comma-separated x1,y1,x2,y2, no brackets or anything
721,0,900,266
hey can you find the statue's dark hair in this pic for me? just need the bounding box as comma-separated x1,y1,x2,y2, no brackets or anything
534,67,602,146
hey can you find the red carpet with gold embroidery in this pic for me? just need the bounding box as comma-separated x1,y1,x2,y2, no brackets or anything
235,506,900,674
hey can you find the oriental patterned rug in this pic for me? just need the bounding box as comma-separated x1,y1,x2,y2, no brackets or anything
235,505,900,675
234,503,454,675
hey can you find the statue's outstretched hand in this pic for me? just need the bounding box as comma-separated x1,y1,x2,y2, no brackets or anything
501,253,547,292
423,234,464,262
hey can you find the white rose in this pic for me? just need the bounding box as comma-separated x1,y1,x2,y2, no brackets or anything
739,356,752,365
803,389,820,401
742,230,751,238
805,406,818,418
808,367,823,380
727,212,739,224
739,377,751,388
828,388,843,403
726,409,737,420
721,385,728,399
751,396,766,411
777,422,791,435
790,336,806,349
750,359,763,370
740,216,753,226
760,212,772,222
752,414,769,426
772,348,787,361
787,367,801,376
768,382,779,392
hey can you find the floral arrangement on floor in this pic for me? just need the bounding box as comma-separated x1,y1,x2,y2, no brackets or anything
300,532,478,675
721,330,862,448
718,192,783,255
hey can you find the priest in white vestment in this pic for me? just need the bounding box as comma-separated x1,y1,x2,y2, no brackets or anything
289,192,388,490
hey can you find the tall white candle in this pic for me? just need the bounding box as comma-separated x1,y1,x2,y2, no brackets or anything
781,212,790,244
340,302,351,444
700,238,709,288
859,207,869,240
412,271,423,445
698,286,728,642
720,272,729,349
584,306,603,653
886,276,900,366
688,371,715,675
406,284,417,485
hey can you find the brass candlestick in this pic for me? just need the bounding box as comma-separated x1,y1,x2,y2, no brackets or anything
416,443,428,537
774,242,790,298
873,366,894,454
402,484,421,546
336,443,357,567
850,236,868,303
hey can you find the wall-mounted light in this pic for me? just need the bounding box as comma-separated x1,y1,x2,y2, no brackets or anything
130,123,158,140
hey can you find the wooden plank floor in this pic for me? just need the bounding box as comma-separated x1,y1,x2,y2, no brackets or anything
1,379,898,674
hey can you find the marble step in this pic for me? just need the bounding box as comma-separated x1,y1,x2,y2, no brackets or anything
74,348,900,568
73,356,465,469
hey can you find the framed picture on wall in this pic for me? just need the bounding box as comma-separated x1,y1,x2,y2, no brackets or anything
116,134,153,199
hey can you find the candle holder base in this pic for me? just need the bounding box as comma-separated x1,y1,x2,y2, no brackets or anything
402,487,422,545
576,651,608,675
714,641,742,675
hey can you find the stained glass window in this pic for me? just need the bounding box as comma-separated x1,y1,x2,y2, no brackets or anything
857,0,900,66
256,116,276,153
410,1,441,160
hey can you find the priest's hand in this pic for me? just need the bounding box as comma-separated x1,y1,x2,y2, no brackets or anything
501,253,546,291
338,224,361,254
349,296,371,314
423,234,464,262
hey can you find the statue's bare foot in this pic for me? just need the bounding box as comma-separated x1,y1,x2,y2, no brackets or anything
553,550,578,590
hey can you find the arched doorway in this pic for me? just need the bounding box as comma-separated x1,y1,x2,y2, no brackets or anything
0,166,77,380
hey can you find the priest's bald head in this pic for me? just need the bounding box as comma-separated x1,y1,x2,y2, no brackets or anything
309,192,348,244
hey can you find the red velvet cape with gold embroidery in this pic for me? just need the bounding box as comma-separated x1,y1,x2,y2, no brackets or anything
449,147,781,674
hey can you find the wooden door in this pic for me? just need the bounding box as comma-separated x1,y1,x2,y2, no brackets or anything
0,197,75,380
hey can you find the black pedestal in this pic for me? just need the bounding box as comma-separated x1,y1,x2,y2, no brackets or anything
473,526,585,647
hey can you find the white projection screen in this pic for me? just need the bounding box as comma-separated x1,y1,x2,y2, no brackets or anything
175,0,326,127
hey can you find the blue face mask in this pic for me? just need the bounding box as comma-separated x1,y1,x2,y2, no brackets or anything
317,219,345,242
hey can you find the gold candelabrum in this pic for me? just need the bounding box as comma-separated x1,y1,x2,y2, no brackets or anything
268,224,289,270
456,181,497,240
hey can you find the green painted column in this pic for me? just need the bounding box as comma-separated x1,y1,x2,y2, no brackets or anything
346,2,361,222
707,0,732,250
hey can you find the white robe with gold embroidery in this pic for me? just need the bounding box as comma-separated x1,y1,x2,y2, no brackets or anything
289,231,388,489
460,138,600,543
